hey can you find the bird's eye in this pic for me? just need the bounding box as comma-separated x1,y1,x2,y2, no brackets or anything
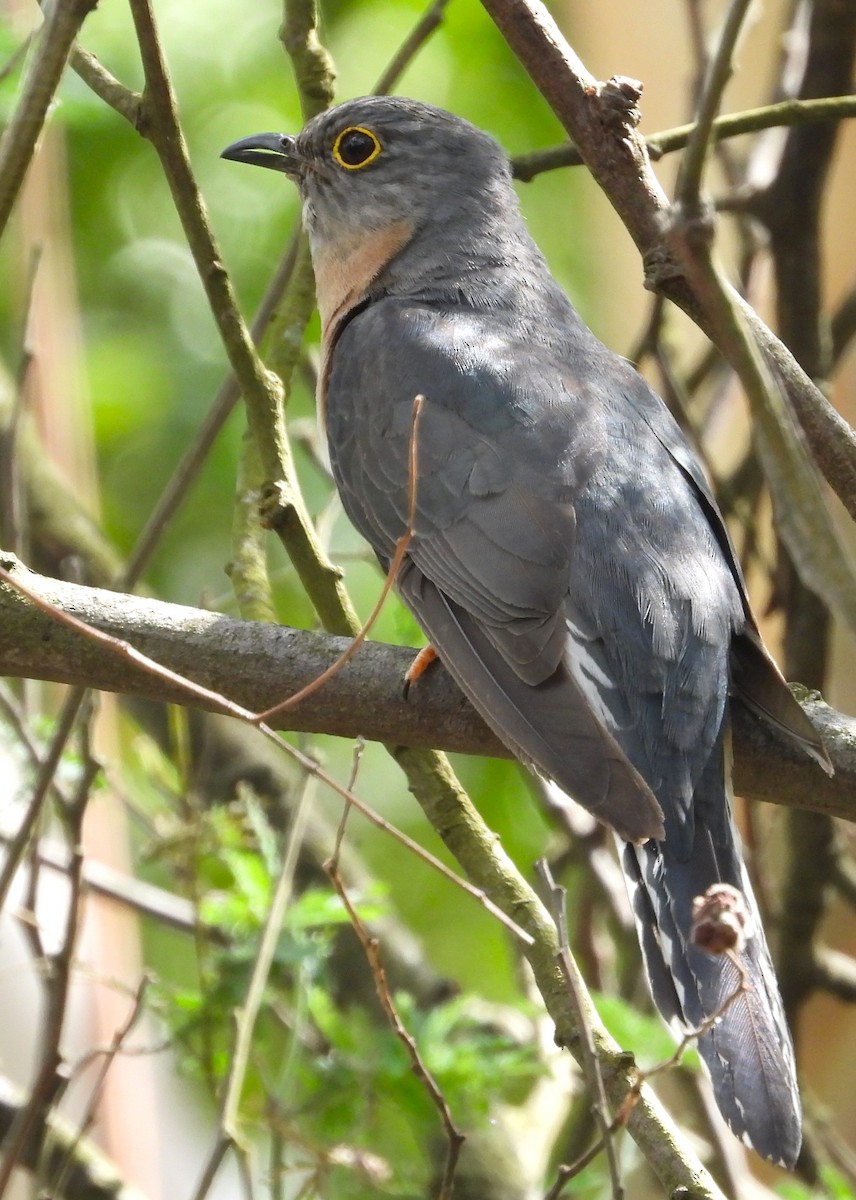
332,126,382,170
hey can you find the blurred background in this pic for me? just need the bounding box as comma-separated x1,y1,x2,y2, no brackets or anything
1,0,855,1197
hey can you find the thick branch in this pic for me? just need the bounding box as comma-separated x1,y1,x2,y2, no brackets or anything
1,557,852,823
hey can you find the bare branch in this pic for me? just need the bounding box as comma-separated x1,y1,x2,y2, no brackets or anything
0,704,100,1195
512,94,856,181
1,556,851,824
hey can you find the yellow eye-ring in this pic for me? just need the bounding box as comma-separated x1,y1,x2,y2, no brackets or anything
332,126,382,170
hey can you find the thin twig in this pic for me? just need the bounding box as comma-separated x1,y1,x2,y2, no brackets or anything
0,708,100,1195
190,1137,231,1200
325,858,465,1199
640,952,749,1080
676,0,755,213
49,978,151,1198
536,860,622,1200
511,93,856,181
544,1110,629,1200
0,687,88,915
373,0,452,95
332,737,366,859
193,775,317,1194
0,682,67,809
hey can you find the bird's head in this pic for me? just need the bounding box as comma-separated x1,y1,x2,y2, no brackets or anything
221,96,513,255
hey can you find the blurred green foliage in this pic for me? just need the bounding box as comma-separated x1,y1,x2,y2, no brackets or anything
144,782,542,1196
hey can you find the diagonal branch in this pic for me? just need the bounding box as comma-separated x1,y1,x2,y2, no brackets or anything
674,0,755,214
121,0,356,634
479,0,856,528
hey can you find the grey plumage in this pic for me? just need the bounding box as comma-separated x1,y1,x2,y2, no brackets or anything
222,96,831,1166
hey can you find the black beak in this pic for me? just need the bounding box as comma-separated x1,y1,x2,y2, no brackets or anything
220,132,300,175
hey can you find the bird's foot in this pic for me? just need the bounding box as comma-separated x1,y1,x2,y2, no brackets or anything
403,644,439,699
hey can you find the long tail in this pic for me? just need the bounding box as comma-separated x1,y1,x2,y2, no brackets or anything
621,746,802,1166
